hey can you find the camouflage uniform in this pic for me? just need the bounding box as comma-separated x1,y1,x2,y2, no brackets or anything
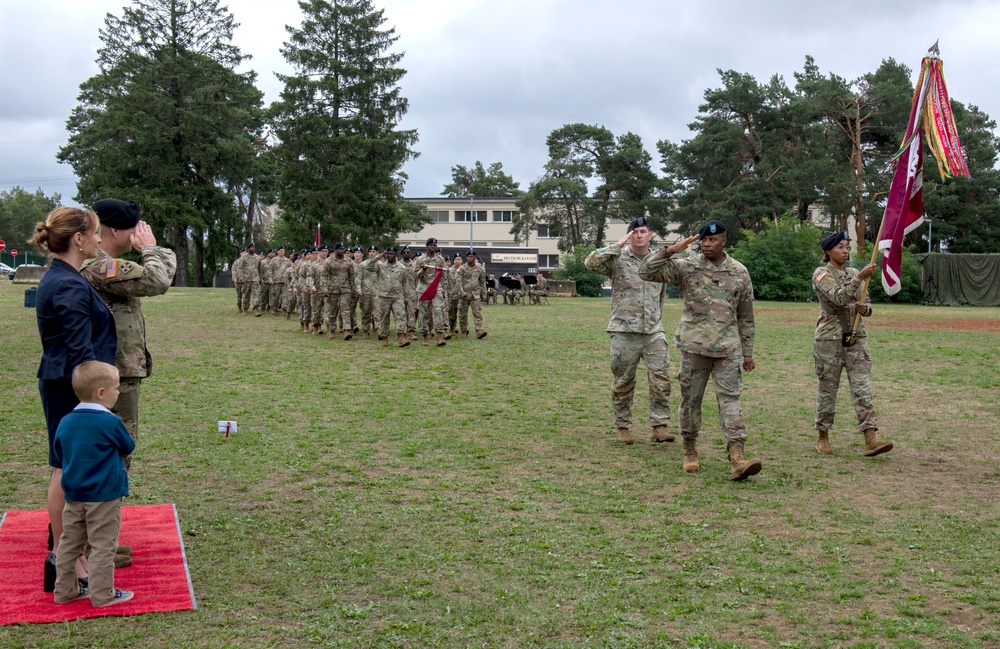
812,264,877,435
245,253,263,313
457,262,487,335
324,255,357,334
298,257,313,326
81,246,177,470
586,243,671,431
309,256,330,329
270,255,291,313
639,249,754,446
530,274,548,304
259,256,273,312
447,264,462,332
359,259,378,335
414,252,447,334
282,261,298,315
362,256,408,337
232,254,250,312
403,259,418,337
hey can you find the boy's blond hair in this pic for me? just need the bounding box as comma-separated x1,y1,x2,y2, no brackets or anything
71,361,120,401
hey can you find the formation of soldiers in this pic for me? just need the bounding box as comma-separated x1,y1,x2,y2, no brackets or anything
231,238,492,347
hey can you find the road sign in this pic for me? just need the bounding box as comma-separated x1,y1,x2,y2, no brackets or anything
10,248,17,257
0,240,5,252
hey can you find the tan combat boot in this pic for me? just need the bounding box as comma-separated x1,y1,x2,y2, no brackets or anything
435,331,447,346
651,426,675,443
254,309,262,317
476,330,488,339
397,333,410,348
285,311,291,320
421,334,430,346
343,331,353,341
682,438,699,473
728,440,762,481
409,330,418,341
617,428,634,445
381,336,389,347
312,324,322,335
327,329,336,340
862,429,893,457
816,431,834,454
364,330,371,339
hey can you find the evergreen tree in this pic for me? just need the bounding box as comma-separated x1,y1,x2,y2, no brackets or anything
271,0,423,247
443,161,522,198
0,187,61,259
57,0,265,286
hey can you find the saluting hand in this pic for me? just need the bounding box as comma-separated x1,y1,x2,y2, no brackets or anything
130,220,157,251
665,234,699,256
617,231,633,247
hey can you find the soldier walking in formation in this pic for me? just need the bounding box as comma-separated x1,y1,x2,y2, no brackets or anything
457,250,488,339
639,220,762,481
232,247,249,314
308,245,330,334
812,231,893,457
259,249,275,313
447,254,463,336
362,246,410,347
270,246,290,315
325,242,358,340
244,243,263,316
360,245,379,338
585,217,673,447
414,238,448,346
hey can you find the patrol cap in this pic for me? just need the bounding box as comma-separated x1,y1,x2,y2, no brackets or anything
92,198,141,229
426,237,438,245
821,231,849,251
386,245,398,252
334,241,345,250
699,220,727,239
368,245,378,251
627,216,649,233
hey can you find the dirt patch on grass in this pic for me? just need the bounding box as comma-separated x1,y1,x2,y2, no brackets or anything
880,318,1000,332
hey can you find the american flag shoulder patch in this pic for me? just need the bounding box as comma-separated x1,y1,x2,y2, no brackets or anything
106,259,119,279
815,270,827,283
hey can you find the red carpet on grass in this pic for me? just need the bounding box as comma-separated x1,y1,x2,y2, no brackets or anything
0,503,196,625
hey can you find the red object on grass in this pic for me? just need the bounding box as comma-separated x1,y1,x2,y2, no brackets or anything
0,504,196,625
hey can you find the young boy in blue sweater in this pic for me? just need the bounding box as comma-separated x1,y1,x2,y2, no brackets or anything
52,361,136,607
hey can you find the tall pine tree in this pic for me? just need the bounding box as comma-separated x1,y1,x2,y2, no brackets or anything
271,0,423,246
58,0,265,285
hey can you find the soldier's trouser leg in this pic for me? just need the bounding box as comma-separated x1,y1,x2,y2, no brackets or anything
678,352,713,441
362,295,374,333
813,340,843,434
845,340,877,432
238,283,252,311
235,285,242,310
610,332,643,430
251,283,261,311
259,284,271,311
458,298,471,333
270,283,284,312
111,377,140,471
448,299,458,330
301,292,312,323
430,293,447,332
376,297,390,338
470,298,483,331
417,300,431,335
710,355,747,447
643,334,672,427
350,295,359,330
389,298,406,335
405,297,417,333
311,294,327,327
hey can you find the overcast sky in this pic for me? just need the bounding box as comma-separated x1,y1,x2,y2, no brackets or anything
1,0,998,206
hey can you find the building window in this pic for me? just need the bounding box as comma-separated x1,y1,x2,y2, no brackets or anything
455,211,487,223
539,254,559,268
492,210,517,222
425,210,449,223
537,224,559,238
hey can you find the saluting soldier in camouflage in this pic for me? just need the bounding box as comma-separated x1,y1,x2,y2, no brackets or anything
639,220,762,481
457,250,489,339
414,237,448,346
400,246,419,340
362,246,410,347
308,245,330,334
812,231,893,457
324,242,359,340
585,217,673,446
270,246,291,315
82,199,177,471
232,248,249,313
447,255,463,336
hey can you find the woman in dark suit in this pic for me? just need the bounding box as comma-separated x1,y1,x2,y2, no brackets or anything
31,206,117,589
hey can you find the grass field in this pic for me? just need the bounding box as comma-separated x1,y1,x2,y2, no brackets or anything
1,282,999,648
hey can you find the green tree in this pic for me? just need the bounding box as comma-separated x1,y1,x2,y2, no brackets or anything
729,215,823,301
0,186,61,264
58,0,264,286
552,245,604,297
271,0,424,247
443,161,522,198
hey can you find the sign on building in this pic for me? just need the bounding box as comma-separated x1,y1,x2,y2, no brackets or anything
490,253,538,264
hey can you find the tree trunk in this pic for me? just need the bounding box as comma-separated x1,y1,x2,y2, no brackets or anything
193,227,204,287
172,224,189,286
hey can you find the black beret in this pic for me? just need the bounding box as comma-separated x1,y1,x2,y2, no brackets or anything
426,237,438,245
277,245,285,251
312,246,321,252
466,249,476,256
368,245,378,251
821,231,849,251
401,245,411,251
386,245,398,252
267,249,274,254
333,242,345,249
699,220,727,239
320,244,329,251
627,216,649,233
240,247,247,252
444,255,452,261
248,242,256,248
92,198,141,229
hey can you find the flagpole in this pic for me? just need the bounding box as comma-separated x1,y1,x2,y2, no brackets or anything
846,217,887,343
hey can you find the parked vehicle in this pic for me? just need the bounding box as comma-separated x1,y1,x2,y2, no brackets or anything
0,262,13,279
11,263,43,281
